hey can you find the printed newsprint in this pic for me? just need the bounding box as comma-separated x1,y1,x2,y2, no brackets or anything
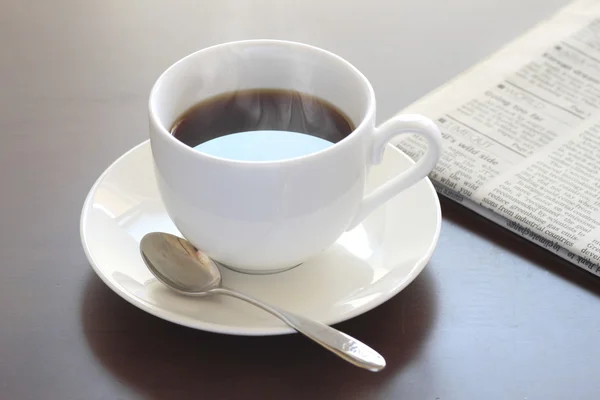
394,0,600,276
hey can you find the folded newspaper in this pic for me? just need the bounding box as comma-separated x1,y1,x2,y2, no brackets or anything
394,0,600,276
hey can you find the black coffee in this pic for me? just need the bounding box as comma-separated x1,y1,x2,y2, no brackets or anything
170,89,355,153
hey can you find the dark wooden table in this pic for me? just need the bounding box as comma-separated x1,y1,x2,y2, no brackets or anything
3,0,599,399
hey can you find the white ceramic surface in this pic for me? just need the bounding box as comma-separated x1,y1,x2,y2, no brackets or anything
80,141,441,336
149,39,442,273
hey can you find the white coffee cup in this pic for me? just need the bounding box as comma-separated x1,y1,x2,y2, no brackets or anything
149,40,442,274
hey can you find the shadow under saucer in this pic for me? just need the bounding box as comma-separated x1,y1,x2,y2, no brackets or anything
80,264,439,399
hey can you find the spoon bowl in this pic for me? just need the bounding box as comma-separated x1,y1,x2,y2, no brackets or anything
141,232,220,295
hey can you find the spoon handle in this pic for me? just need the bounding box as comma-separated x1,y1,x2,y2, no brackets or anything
210,287,386,371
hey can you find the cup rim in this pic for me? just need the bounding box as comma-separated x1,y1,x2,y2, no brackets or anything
149,39,376,166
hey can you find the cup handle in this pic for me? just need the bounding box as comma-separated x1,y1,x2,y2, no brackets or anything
347,114,443,230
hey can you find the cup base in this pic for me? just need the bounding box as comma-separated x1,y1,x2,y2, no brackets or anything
218,262,304,275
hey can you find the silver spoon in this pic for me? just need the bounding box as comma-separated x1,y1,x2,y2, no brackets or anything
140,232,386,372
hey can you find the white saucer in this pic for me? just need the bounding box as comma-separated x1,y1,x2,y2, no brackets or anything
80,141,441,336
